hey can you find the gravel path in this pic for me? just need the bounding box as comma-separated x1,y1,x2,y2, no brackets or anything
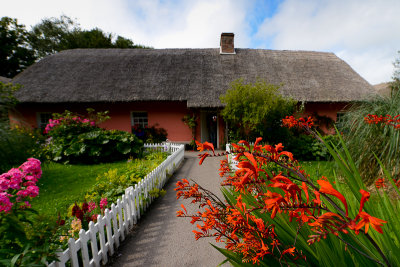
108,151,230,267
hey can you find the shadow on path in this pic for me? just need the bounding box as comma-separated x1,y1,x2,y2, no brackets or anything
107,152,230,267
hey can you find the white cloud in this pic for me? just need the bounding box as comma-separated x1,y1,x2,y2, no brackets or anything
255,0,400,84
3,0,399,84
1,0,251,48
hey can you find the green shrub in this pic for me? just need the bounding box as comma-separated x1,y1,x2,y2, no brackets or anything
132,124,168,143
0,82,44,172
43,110,143,164
220,79,297,142
0,126,44,173
85,152,168,203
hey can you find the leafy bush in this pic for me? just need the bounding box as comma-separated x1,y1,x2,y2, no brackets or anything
338,91,400,184
43,110,143,164
0,82,43,173
132,124,168,143
0,126,44,173
220,79,297,142
84,152,168,203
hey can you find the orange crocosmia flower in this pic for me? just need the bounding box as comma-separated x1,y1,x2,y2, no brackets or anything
198,152,210,165
244,152,258,169
313,190,321,206
355,211,387,234
253,137,263,152
278,151,294,161
301,182,309,204
195,140,215,154
238,140,251,150
358,189,370,213
317,180,348,216
281,247,296,258
375,178,386,189
274,143,284,152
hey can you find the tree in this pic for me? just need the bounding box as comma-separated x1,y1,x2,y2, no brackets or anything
28,15,78,58
220,79,297,142
29,15,151,59
0,17,36,78
391,51,400,94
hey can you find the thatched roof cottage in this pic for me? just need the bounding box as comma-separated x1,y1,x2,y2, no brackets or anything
11,33,375,148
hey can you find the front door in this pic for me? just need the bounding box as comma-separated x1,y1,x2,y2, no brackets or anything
200,111,218,148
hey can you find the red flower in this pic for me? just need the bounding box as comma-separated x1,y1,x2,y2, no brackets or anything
375,178,386,189
355,212,387,234
318,180,348,216
358,189,370,213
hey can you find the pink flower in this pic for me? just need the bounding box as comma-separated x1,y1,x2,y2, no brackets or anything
26,186,39,198
0,174,10,191
0,192,13,213
88,201,97,212
100,198,108,210
90,121,96,126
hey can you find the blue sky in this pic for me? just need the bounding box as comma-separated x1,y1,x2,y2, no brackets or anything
2,0,400,84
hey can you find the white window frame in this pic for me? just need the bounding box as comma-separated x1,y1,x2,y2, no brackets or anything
36,112,52,130
131,111,148,128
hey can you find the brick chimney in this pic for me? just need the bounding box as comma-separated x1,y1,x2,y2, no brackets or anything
220,33,235,54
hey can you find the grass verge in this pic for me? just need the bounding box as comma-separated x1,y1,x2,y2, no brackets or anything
31,161,128,217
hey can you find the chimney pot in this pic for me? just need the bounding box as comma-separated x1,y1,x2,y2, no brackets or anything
220,33,235,54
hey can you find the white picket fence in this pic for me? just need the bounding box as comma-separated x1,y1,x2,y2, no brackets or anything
226,143,239,170
48,143,185,267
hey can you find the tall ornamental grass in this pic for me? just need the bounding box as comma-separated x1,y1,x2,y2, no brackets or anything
339,90,400,185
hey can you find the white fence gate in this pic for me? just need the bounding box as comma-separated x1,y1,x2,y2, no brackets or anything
48,143,185,267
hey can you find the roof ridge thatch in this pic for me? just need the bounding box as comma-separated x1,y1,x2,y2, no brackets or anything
13,48,376,107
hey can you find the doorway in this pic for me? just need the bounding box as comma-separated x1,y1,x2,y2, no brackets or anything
200,111,219,148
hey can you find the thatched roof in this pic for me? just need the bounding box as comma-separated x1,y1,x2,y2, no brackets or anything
0,76,11,83
374,82,391,97
12,48,375,107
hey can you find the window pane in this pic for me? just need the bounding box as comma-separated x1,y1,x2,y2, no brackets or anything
131,112,148,127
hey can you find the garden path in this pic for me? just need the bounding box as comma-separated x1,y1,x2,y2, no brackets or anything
108,151,230,267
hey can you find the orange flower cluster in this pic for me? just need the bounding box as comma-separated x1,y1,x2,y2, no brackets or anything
364,114,400,129
176,139,387,265
282,116,314,129
375,177,400,189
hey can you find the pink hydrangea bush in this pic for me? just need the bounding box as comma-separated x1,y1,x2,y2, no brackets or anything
0,158,42,213
44,117,96,134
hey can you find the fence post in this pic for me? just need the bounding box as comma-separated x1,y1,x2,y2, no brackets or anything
104,209,114,256
79,229,90,267
88,221,100,266
97,214,108,264
68,238,79,267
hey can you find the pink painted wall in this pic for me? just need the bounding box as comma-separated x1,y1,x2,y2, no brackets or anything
13,101,193,142
302,102,349,133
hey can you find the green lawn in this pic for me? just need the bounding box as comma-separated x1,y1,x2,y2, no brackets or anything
300,160,335,181
31,161,128,217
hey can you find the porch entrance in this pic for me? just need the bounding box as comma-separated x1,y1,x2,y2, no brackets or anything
200,111,219,148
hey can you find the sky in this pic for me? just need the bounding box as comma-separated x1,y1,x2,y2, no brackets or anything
2,0,400,85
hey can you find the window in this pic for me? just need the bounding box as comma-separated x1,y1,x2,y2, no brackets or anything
37,113,52,130
131,112,148,128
